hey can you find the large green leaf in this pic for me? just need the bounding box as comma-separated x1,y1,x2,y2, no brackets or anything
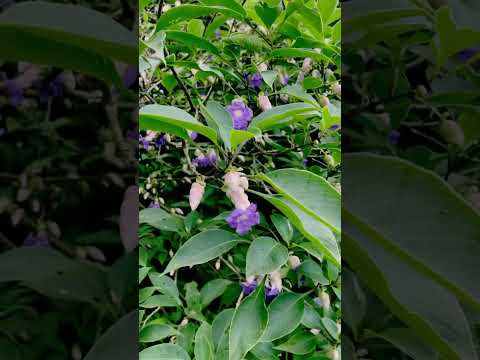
0,2,136,63
157,5,244,31
343,218,476,360
248,103,317,131
166,31,220,56
139,324,178,343
229,285,268,360
261,292,305,342
140,105,218,144
139,208,184,232
245,236,289,277
200,279,233,308
198,0,247,18
273,332,317,355
162,230,245,275
195,322,215,360
261,169,341,233
140,344,191,360
0,247,108,303
343,154,480,309
212,309,234,356
270,48,336,65
84,311,137,360
256,193,340,267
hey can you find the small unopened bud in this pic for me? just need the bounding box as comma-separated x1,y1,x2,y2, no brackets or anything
258,95,272,112
47,221,61,238
215,259,221,270
189,182,205,211
328,348,340,360
302,58,313,73
319,95,330,107
310,328,320,335
324,154,335,167
11,208,24,226
318,290,330,310
258,63,268,72
440,119,465,147
415,84,428,98
63,70,76,92
332,82,341,97
86,246,106,263
174,208,184,215
288,255,301,270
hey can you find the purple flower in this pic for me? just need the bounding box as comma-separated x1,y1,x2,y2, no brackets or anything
190,132,198,141
313,297,322,306
23,232,49,247
149,203,160,208
330,124,340,131
48,73,64,97
126,128,138,140
227,203,260,235
193,150,216,168
279,73,289,86
227,100,253,130
139,135,149,150
6,80,23,106
388,130,401,144
155,135,166,148
249,73,263,89
303,159,308,167
265,286,280,303
240,278,257,296
215,30,222,40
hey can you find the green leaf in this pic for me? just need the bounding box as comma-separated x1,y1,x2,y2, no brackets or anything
320,317,339,340
212,309,235,353
342,270,366,338
343,217,477,360
270,213,293,244
261,169,341,233
195,322,215,360
0,247,108,303
260,70,277,89
199,0,247,18
229,285,268,360
156,5,244,31
258,194,340,267
261,293,305,342
187,19,205,37
270,48,335,66
298,260,329,286
200,279,233,308
246,236,289,277
140,105,218,144
162,230,244,274
166,31,220,56
318,0,338,25
273,332,317,355
139,267,151,284
139,208,184,232
365,328,437,360
148,273,182,305
140,294,179,308
255,3,280,28
84,312,137,360
140,324,178,343
140,344,191,360
279,84,319,107
343,154,480,309
0,2,136,64
250,342,278,360
248,103,317,131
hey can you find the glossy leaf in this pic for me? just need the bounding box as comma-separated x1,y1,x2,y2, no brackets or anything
246,236,289,277
195,322,215,360
248,103,317,131
200,279,233,308
166,31,220,56
162,230,244,274
261,292,305,342
139,208,184,232
139,324,178,343
229,285,268,360
139,344,191,360
273,332,317,355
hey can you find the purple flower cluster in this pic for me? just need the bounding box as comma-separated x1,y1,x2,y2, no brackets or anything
149,203,160,208
241,278,257,296
23,232,49,247
193,150,217,168
249,73,263,89
227,203,260,235
227,100,253,130
265,286,281,303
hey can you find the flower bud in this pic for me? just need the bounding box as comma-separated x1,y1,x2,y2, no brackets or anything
258,63,268,72
310,328,320,335
324,154,335,167
227,187,250,210
302,58,313,73
258,95,272,112
215,259,221,270
332,82,341,96
439,119,465,147
288,255,301,270
318,290,331,310
189,182,205,211
319,95,330,107
328,348,340,360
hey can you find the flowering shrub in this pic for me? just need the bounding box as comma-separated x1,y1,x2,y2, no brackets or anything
139,1,341,359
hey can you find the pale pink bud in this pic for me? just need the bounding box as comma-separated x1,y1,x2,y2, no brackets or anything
302,58,313,73
332,82,341,97
288,255,301,270
258,95,272,112
227,187,250,210
120,186,139,252
224,171,241,188
258,63,268,72
269,271,283,291
310,328,320,335
189,182,205,211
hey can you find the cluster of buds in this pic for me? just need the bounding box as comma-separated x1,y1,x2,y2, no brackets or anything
224,171,250,210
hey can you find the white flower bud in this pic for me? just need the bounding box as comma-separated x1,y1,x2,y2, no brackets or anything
215,259,221,270
318,290,330,310
288,255,301,270
319,95,330,107
258,95,272,112
302,58,313,73
258,63,268,72
310,328,320,335
328,348,340,360
332,82,341,96
440,119,465,147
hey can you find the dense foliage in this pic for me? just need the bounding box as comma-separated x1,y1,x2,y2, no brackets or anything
139,0,341,359
0,1,137,359
343,1,480,359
